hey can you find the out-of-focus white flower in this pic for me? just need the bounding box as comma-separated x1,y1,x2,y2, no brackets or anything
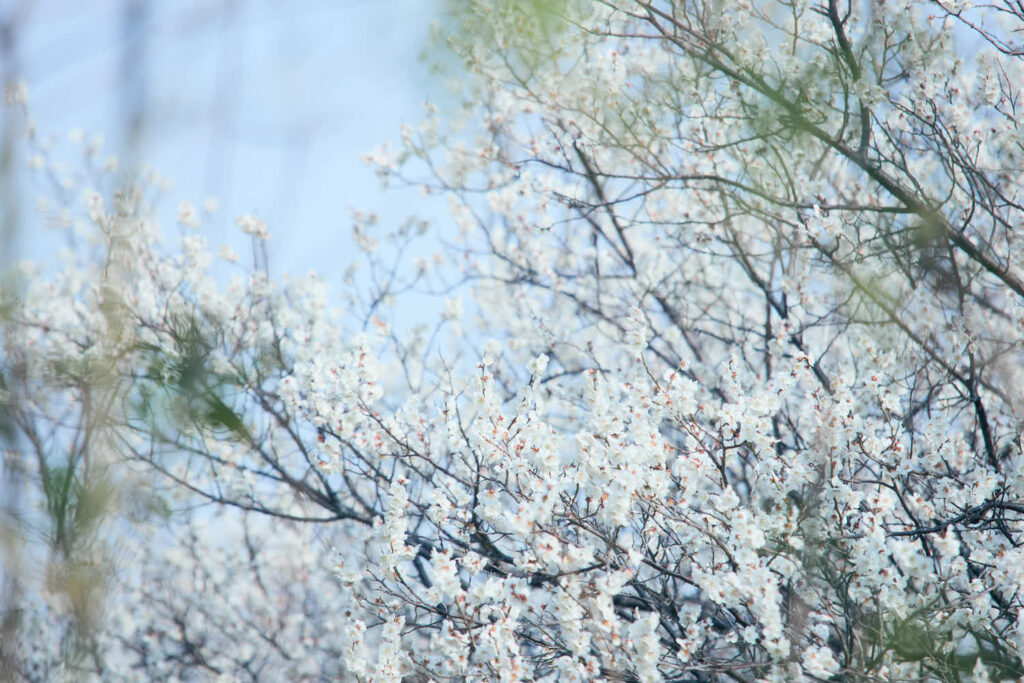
236,214,269,240
218,245,239,263
443,296,463,322
527,353,549,375
933,528,960,559
3,80,28,105
625,305,650,358
177,200,201,228
82,190,105,223
482,338,501,366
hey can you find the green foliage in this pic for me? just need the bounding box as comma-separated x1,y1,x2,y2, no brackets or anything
853,612,1024,681
887,616,937,663
440,0,571,73
514,0,568,35
0,274,20,443
40,465,111,554
134,314,247,442
0,368,13,443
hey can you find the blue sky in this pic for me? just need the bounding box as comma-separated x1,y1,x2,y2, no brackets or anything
11,0,446,321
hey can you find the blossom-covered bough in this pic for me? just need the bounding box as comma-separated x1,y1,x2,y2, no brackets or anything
3,0,1024,680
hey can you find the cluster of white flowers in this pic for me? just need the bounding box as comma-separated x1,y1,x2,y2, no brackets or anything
235,213,269,240
5,0,1024,680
